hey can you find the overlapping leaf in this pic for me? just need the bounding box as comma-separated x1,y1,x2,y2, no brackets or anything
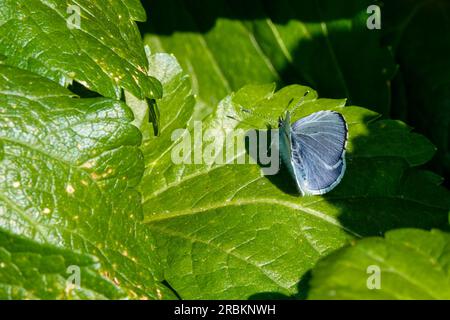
0,230,122,299
140,59,449,298
0,65,174,299
0,0,161,100
143,0,395,115
308,229,450,299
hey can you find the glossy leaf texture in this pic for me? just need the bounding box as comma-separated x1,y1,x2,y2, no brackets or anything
0,0,162,100
308,229,450,299
139,56,450,299
142,0,395,115
0,230,123,299
0,65,174,299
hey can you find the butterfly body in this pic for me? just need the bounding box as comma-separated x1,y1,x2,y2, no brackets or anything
278,110,348,196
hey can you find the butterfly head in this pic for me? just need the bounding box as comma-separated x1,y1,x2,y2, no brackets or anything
279,91,309,128
278,110,291,128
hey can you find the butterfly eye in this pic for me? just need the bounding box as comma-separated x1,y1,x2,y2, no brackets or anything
278,118,284,127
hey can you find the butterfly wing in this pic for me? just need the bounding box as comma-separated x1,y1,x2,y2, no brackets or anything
290,110,347,195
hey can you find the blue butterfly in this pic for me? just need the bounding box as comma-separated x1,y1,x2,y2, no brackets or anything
278,107,348,196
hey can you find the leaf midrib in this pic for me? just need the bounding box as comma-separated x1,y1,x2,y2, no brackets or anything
144,197,359,236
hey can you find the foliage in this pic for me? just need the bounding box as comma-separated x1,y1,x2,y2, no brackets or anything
0,0,448,300
309,229,450,299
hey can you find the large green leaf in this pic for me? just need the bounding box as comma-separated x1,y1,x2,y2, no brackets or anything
142,0,395,115
384,0,450,184
0,65,174,299
140,57,449,298
308,229,450,299
0,230,122,299
0,0,161,100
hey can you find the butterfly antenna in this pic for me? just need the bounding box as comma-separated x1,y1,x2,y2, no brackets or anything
226,115,258,128
284,98,295,112
290,90,310,115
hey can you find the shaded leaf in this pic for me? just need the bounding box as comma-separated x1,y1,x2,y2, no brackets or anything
384,0,450,184
143,0,395,115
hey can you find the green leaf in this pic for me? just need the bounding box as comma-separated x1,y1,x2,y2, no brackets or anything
0,0,162,100
384,0,450,183
140,61,450,298
143,0,395,115
308,229,450,299
0,65,174,299
0,230,122,299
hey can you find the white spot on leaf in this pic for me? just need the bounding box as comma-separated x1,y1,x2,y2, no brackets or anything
66,184,75,194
